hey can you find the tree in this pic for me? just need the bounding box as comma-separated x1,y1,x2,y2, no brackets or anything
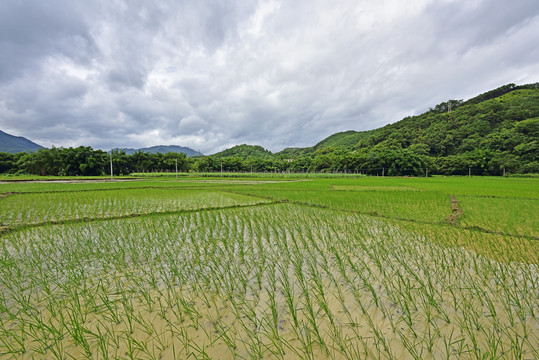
0,152,17,173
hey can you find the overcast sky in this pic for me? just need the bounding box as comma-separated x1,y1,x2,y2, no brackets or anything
1,0,538,154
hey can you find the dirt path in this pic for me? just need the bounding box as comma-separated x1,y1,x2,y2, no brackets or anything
445,195,464,225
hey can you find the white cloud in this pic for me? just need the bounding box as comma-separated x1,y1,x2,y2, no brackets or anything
0,0,538,154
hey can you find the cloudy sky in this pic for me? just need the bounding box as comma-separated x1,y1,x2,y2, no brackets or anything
1,0,538,154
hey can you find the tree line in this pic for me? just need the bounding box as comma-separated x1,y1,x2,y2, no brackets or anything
0,147,190,176
0,144,536,177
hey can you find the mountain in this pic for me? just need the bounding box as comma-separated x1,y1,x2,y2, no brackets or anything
113,145,203,157
212,144,272,158
207,82,538,175
0,130,45,153
312,130,370,149
277,130,370,158
276,83,539,159
349,83,539,158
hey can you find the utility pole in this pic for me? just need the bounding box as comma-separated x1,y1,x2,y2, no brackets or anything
220,163,223,174
175,159,178,179
426,167,428,178
382,167,384,177
469,167,471,178
110,151,113,181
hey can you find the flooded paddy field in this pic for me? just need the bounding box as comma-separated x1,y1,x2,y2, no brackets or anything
0,176,537,359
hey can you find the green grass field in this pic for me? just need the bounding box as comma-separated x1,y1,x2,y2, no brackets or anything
0,175,537,359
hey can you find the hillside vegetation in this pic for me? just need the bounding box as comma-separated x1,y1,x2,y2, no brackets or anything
207,83,539,176
348,84,539,174
212,83,539,175
212,144,273,158
277,131,370,158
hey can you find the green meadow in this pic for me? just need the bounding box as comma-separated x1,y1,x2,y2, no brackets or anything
0,175,537,359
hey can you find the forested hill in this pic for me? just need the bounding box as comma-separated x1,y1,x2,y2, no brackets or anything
268,83,538,175
352,83,539,158
279,83,538,157
277,131,369,158
212,144,273,158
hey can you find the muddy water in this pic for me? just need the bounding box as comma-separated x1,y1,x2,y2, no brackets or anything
1,205,537,359
3,253,536,359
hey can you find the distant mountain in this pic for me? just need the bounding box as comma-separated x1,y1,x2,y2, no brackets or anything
212,144,272,158
113,145,203,157
0,130,45,153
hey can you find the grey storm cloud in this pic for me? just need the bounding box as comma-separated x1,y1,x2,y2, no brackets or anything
1,0,539,154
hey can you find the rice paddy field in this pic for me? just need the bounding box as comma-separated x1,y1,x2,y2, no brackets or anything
0,175,537,359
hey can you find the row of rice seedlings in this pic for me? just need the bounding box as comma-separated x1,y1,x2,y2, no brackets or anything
0,189,269,227
1,203,537,359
